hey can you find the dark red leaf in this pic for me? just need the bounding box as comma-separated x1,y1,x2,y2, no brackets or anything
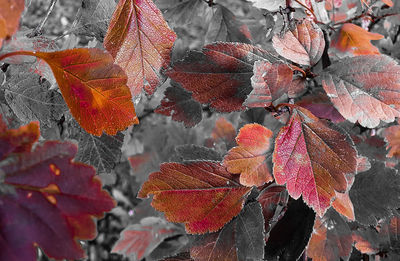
155,82,202,127
0,119,115,261
104,0,177,96
167,42,277,112
273,105,357,216
138,161,252,234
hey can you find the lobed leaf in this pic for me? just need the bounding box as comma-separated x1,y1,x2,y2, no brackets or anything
138,161,252,234
273,105,357,217
223,123,274,187
322,55,400,128
272,19,325,66
167,42,277,112
0,118,115,261
104,0,177,96
330,23,383,55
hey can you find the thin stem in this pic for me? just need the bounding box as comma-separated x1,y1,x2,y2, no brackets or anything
0,51,36,62
27,0,58,38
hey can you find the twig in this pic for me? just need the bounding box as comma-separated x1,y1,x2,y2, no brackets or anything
27,0,58,38
334,11,398,26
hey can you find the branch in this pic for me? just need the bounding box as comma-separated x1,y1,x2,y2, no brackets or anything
27,0,58,38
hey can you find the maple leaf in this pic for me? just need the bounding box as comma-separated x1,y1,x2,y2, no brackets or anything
138,161,252,234
330,23,383,55
73,0,116,41
190,202,265,261
167,42,277,112
272,19,325,66
384,125,400,158
273,105,357,217
349,161,400,225
155,81,202,127
112,217,184,261
0,118,115,261
223,123,274,187
205,5,252,44
322,55,400,128
0,0,24,48
306,209,353,261
245,60,294,108
265,198,316,260
0,48,139,136
104,0,177,96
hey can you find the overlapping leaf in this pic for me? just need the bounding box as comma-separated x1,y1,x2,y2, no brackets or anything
322,55,400,128
0,0,24,48
205,117,237,150
349,161,400,225
0,118,115,261
112,217,184,261
306,209,353,261
331,191,355,221
138,161,252,234
155,82,202,127
0,48,139,136
272,19,325,66
330,23,383,55
384,125,400,158
245,60,293,108
223,123,274,186
205,5,251,44
154,0,207,26
273,105,357,217
167,42,277,112
104,0,177,96
190,202,265,261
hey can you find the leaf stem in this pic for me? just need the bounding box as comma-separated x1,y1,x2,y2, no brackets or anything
27,0,58,38
0,51,36,62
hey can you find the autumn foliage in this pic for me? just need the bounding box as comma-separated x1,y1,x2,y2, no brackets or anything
1,0,400,260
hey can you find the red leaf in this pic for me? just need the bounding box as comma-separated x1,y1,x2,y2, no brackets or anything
257,185,289,238
112,217,183,260
0,0,24,48
273,105,357,217
272,19,325,66
306,209,353,261
0,120,115,261
205,5,251,44
138,161,252,234
223,123,274,186
155,82,202,127
331,191,355,221
322,55,400,128
167,42,277,112
330,23,383,55
0,48,139,136
384,125,400,158
104,0,176,96
245,61,293,108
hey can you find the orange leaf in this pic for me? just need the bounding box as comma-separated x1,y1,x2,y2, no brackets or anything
0,0,24,48
332,191,355,221
382,0,393,6
273,105,357,217
223,124,274,187
330,23,383,55
0,48,139,136
384,125,400,158
272,19,325,66
205,117,237,149
104,0,176,96
138,161,252,234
